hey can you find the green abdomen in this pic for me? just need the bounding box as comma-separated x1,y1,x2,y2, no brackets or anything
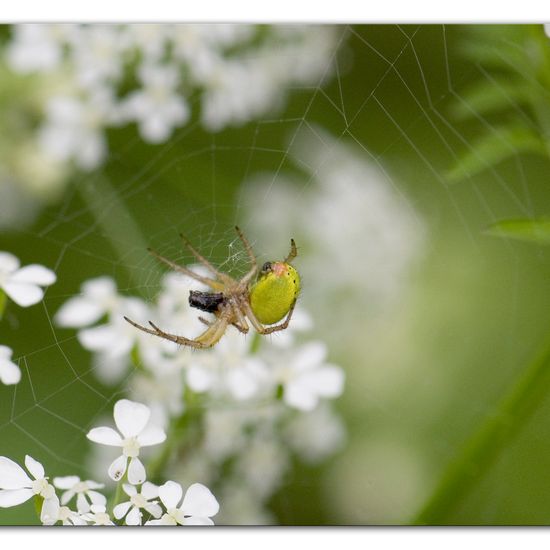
250,266,300,325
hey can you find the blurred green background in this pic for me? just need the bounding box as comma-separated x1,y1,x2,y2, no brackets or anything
1,24,550,525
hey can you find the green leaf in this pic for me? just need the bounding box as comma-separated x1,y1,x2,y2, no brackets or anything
413,334,550,524
451,79,532,121
446,125,547,183
485,218,550,244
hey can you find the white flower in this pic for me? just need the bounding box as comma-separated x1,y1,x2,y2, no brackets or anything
275,341,345,411
38,88,115,170
56,505,87,525
113,482,162,525
146,481,219,525
123,63,189,143
69,25,127,88
186,329,270,401
0,251,56,307
0,455,59,524
76,297,149,361
6,24,65,73
86,399,166,484
54,276,121,328
53,475,106,513
81,504,114,525
0,346,21,385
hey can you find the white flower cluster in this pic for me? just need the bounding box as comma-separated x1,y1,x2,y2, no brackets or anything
55,270,345,414
54,265,346,523
0,399,219,525
0,252,56,385
5,24,341,172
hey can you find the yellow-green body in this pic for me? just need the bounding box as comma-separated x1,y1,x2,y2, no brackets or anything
249,263,301,325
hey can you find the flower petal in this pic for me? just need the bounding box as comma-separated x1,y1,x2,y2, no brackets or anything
0,252,20,274
87,490,107,507
125,506,142,526
25,455,45,480
141,481,158,500
292,341,327,371
10,265,56,286
86,426,123,446
0,488,33,507
127,457,146,485
113,500,132,520
78,324,119,351
145,502,163,519
55,297,105,328
76,492,89,513
180,483,219,518
53,475,80,489
0,358,21,385
2,281,44,307
60,490,75,505
158,480,182,509
108,455,127,482
114,399,151,438
122,483,137,497
137,424,166,447
284,380,317,411
0,457,32,489
41,495,60,525
309,365,345,398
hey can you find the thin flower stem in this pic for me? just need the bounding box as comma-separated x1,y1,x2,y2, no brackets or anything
413,333,550,524
108,469,128,525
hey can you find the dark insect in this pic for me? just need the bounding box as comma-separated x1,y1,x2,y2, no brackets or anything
188,290,226,313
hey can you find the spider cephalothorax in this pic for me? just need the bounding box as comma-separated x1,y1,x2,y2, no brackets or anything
124,226,300,349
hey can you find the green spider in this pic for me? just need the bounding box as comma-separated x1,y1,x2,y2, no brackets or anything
124,226,301,349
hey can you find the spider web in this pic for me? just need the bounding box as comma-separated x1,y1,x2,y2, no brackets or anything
1,24,550,526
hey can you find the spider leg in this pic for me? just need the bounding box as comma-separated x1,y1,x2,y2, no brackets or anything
179,233,235,285
148,247,224,291
235,226,258,284
284,238,298,264
124,316,228,349
243,300,296,335
198,316,213,327
231,303,249,334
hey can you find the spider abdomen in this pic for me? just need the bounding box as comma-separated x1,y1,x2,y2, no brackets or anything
249,262,301,325
188,290,226,313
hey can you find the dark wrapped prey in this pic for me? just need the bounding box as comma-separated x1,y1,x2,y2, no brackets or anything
188,290,226,313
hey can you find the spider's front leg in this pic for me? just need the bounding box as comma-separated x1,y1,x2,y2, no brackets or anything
243,300,296,336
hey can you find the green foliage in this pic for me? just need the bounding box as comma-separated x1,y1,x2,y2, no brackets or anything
446,124,546,183
449,25,550,183
485,218,550,245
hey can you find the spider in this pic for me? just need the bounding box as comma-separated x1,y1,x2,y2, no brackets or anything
124,226,301,349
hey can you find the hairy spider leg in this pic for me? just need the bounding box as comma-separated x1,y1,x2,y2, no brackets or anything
198,312,249,334
243,300,297,335
147,247,224,291
284,238,298,264
123,315,229,349
231,302,250,333
179,233,235,285
234,226,258,285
